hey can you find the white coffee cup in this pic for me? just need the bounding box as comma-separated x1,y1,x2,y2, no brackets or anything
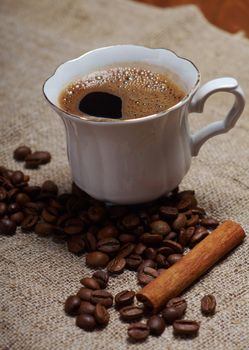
43,45,245,204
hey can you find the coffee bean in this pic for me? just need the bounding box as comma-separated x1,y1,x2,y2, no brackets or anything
155,254,170,268
133,242,146,255
41,180,58,195
0,218,17,235
162,307,184,324
21,214,39,231
119,305,144,321
64,295,81,315
7,188,19,201
10,211,24,225
97,237,120,254
162,239,183,254
91,290,113,308
122,213,140,230
96,225,118,240
117,243,135,258
13,146,32,161
178,227,195,246
128,322,149,341
164,231,177,241
86,251,110,268
177,195,197,212
137,266,159,285
119,233,135,243
0,202,7,217
143,247,157,260
172,214,187,231
200,216,219,228
76,313,96,331
108,205,128,219
94,303,110,326
77,288,93,301
41,208,57,224
80,277,100,290
190,226,209,247
167,297,187,314
186,214,199,227
66,235,85,254
92,270,109,289
26,151,51,165
88,205,106,223
24,202,43,216
173,320,200,337
201,294,216,315
8,202,21,214
11,171,24,185
159,206,178,221
107,256,126,274
126,254,142,270
84,232,97,251
23,185,41,199
115,290,135,308
140,233,163,246
157,246,173,257
147,315,165,335
137,259,157,273
0,187,7,201
15,192,30,206
167,254,183,265
79,301,96,315
25,158,41,169
150,220,171,235
63,221,84,235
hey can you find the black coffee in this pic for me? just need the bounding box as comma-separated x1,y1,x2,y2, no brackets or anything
59,65,185,120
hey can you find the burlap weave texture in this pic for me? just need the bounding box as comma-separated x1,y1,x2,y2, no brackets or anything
0,1,248,349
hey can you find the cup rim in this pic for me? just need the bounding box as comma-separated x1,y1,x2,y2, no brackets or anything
43,45,201,125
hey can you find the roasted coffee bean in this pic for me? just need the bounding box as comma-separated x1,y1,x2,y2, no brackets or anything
21,215,39,231
150,220,171,235
0,202,7,217
167,253,183,265
119,233,135,243
10,211,24,225
143,247,157,260
77,288,93,301
126,254,142,270
96,225,118,240
147,315,165,336
162,239,183,254
115,290,135,308
11,171,24,185
88,205,106,223
76,313,96,331
190,226,209,247
63,222,84,235
157,246,173,257
177,195,197,212
0,187,7,201
64,295,81,315
91,290,113,308
119,305,144,321
173,320,200,337
137,259,157,273
13,146,32,161
0,218,17,235
133,243,146,255
156,254,170,268
84,232,97,251
107,256,126,274
15,192,30,206
80,277,100,290
186,214,199,227
41,180,58,195
41,208,57,223
26,151,51,165
137,266,159,285
159,206,178,221
34,222,55,237
23,185,41,199
178,227,195,246
117,243,135,258
79,301,96,315
7,188,19,201
86,251,110,268
164,231,177,241
201,294,216,315
172,213,187,231
200,216,219,228
108,205,128,219
97,237,120,254
128,322,149,341
140,233,163,246
67,234,85,254
92,270,109,289
25,158,41,169
162,306,184,324
94,303,110,326
167,297,187,314
122,213,140,230
8,202,21,214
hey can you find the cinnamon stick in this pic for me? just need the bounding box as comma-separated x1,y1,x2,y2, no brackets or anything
136,220,245,311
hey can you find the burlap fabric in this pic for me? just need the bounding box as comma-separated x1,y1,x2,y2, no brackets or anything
0,0,248,349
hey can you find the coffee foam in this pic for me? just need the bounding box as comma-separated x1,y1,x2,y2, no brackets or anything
59,65,185,120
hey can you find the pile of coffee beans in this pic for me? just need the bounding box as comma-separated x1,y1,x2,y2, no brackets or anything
0,147,219,342
13,145,51,169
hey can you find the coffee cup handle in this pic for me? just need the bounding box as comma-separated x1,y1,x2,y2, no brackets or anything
189,77,245,156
